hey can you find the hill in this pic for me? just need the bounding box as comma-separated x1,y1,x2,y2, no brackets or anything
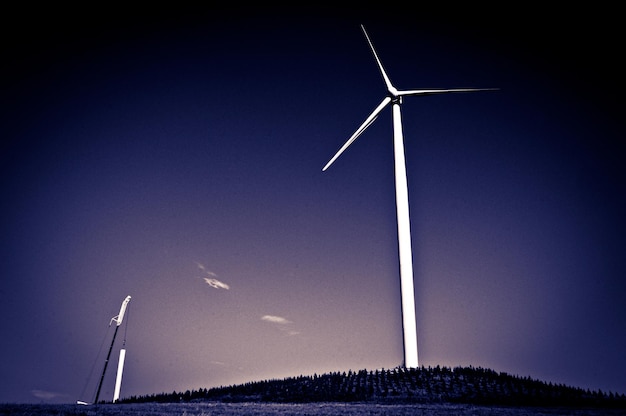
120,366,626,409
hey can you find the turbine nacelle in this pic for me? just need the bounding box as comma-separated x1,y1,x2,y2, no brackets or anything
110,295,132,327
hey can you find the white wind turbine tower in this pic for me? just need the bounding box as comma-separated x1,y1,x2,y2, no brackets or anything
323,25,496,368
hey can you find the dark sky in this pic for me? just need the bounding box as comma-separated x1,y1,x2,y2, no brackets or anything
1,5,624,404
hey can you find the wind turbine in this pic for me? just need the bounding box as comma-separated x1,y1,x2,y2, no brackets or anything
93,295,131,404
322,25,496,369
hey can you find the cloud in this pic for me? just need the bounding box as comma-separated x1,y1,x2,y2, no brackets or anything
196,262,227,288
203,277,230,290
31,390,64,400
196,262,217,277
261,315,291,324
261,315,300,336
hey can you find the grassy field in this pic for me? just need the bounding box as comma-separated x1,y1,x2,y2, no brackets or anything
1,402,624,415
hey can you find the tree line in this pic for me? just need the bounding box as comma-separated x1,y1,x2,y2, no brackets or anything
118,365,626,408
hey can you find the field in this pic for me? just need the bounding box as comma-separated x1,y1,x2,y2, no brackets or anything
1,402,624,416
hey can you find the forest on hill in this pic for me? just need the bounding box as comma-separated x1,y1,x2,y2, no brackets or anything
120,366,626,409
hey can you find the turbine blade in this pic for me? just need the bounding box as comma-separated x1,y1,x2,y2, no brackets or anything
397,87,499,97
323,96,392,171
361,25,396,94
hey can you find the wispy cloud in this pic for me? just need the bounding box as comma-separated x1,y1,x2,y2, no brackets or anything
196,262,229,289
261,315,300,336
196,262,218,277
203,277,230,289
31,389,65,400
261,315,291,324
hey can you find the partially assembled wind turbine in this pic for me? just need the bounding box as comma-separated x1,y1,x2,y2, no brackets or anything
93,295,131,404
323,25,496,368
